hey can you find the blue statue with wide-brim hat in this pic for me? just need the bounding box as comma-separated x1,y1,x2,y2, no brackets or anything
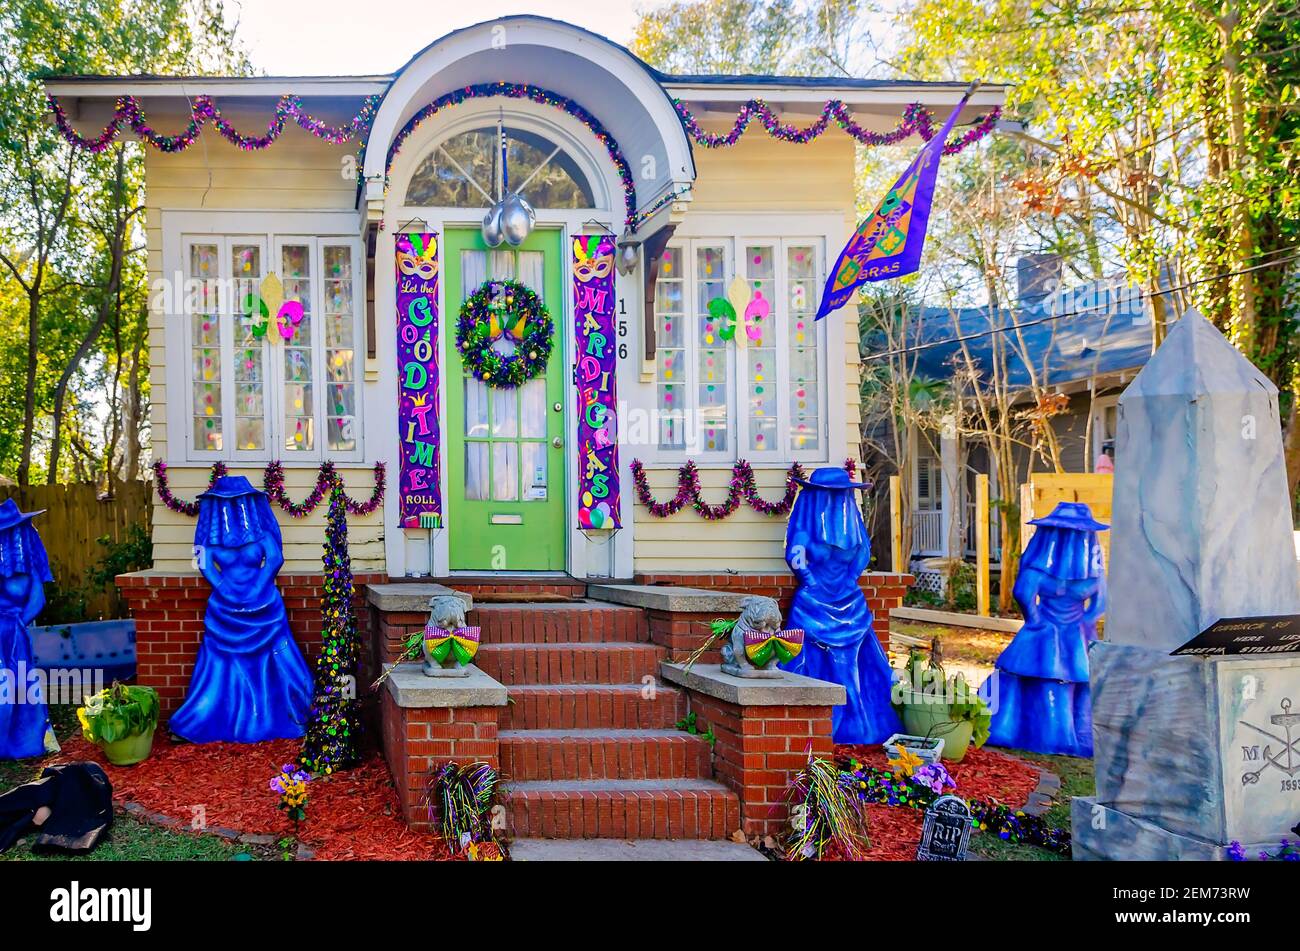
0,499,60,759
169,476,312,743
779,467,902,743
982,501,1108,756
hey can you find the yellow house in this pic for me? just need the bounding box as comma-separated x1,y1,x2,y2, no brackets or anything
46,16,1002,584
44,18,1004,843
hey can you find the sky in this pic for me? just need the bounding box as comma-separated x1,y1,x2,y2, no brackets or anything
224,0,654,75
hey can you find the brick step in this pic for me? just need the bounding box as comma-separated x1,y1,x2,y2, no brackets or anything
499,729,712,781
468,602,649,645
503,779,740,839
500,684,685,730
477,642,663,686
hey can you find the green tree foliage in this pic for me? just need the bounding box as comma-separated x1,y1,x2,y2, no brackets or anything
631,0,883,77
0,0,248,484
895,0,1300,498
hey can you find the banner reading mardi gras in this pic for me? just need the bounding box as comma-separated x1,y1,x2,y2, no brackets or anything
573,235,620,530
396,233,442,529
815,91,972,319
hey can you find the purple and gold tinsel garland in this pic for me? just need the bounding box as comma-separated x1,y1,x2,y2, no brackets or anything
674,99,1001,156
48,94,381,154
152,460,227,516
152,460,384,518
630,457,860,520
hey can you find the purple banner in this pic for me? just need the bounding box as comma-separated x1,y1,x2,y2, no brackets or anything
396,233,442,529
573,235,620,530
816,93,971,319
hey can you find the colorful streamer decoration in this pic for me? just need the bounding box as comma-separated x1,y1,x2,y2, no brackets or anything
396,233,443,530
816,92,974,319
573,235,620,531
48,93,381,154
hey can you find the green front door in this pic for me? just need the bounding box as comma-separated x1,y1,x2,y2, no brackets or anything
445,227,566,571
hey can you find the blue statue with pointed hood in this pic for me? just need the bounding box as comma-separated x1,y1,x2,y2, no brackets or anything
983,501,1107,757
170,476,312,743
780,467,902,743
0,500,59,760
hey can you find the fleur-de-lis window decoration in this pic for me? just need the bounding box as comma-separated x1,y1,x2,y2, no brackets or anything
242,272,305,343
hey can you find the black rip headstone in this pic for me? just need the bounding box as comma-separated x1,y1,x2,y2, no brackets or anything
916,794,973,861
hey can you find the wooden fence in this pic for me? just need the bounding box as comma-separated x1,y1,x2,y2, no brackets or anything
1020,472,1114,569
0,479,153,618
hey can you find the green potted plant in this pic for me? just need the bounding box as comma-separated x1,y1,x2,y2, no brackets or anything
891,642,991,763
78,682,160,766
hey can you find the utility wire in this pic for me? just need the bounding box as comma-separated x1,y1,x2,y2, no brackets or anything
861,251,1300,362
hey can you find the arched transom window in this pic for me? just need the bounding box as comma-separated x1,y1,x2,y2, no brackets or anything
405,126,595,209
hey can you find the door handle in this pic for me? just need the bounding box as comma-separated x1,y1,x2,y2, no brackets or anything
553,402,563,412
552,436,564,449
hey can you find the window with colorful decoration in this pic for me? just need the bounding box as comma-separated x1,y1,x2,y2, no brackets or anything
182,234,364,462
654,237,825,461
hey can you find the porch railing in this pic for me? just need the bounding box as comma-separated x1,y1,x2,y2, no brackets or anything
911,508,943,555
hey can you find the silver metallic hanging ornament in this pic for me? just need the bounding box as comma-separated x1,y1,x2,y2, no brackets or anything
500,192,536,246
482,202,505,247
481,112,508,248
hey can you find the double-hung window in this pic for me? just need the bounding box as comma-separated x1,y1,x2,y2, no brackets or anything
653,236,825,461
182,233,364,462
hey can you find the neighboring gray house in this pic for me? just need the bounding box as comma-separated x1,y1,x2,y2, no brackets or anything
865,261,1168,565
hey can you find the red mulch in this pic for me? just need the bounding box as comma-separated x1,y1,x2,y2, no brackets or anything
832,744,1041,861
56,733,455,861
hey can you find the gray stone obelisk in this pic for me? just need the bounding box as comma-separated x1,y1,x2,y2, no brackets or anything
1072,309,1300,860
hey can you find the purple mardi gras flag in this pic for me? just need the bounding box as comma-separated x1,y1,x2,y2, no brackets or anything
572,235,621,530
395,233,442,529
815,93,973,320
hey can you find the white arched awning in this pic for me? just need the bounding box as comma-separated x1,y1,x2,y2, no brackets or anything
362,16,696,235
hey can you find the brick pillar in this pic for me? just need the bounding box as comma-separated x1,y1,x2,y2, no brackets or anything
378,664,508,831
659,663,845,838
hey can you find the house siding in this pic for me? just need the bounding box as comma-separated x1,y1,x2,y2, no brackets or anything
144,113,366,572
143,108,862,577
632,124,860,574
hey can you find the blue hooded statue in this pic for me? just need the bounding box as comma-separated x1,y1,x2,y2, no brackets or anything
170,476,312,743
780,467,902,743
0,500,59,760
983,501,1107,756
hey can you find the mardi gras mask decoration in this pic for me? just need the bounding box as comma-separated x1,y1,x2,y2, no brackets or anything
573,235,614,284
398,234,439,282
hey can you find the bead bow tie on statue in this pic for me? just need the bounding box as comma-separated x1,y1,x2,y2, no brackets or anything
423,625,481,667
744,628,805,668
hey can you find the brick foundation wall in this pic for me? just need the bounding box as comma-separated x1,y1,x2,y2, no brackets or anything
117,571,385,716
634,571,914,648
379,690,501,830
684,694,835,838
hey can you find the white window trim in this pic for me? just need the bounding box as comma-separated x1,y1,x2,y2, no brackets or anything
1089,393,1120,471
647,230,829,466
162,211,365,465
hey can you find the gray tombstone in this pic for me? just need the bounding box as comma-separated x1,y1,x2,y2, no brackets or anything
1072,309,1300,860
916,794,973,861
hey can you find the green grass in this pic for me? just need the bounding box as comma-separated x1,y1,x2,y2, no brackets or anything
968,747,1095,861
1,704,275,862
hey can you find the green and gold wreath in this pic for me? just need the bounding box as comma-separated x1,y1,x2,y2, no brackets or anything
456,279,553,388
